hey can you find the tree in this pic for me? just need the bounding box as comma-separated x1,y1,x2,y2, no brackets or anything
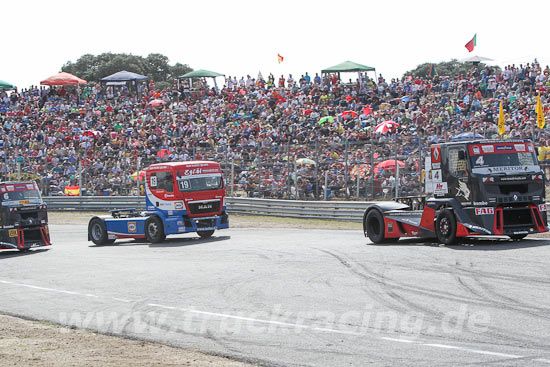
403,59,497,79
61,53,192,84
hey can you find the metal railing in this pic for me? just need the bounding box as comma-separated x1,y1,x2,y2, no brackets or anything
43,196,370,222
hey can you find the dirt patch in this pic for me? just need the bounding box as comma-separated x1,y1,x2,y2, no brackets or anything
0,314,255,367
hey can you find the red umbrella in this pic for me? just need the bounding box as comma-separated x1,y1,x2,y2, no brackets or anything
340,110,358,118
375,160,406,174
40,72,87,86
375,120,400,134
157,149,171,158
148,99,167,108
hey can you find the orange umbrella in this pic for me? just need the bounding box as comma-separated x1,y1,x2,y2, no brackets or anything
41,72,87,86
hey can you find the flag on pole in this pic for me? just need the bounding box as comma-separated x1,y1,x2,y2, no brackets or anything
537,93,546,129
498,101,505,135
428,64,438,77
465,34,476,52
277,53,284,64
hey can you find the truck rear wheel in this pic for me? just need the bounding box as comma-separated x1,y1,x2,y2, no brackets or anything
436,209,457,245
145,216,166,243
197,230,215,239
89,218,115,246
365,210,387,244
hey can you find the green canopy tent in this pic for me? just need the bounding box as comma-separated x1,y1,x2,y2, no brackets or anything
321,60,377,82
0,80,16,91
178,69,225,90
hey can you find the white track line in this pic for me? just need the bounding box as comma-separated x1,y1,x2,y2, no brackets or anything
2,279,549,363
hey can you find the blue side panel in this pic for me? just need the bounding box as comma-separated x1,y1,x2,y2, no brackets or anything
104,217,148,237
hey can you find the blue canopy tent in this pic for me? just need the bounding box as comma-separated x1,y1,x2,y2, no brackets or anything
100,71,149,94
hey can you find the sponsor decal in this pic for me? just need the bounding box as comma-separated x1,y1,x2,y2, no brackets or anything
432,146,441,163
472,146,480,154
496,145,514,151
128,222,137,233
475,207,494,215
168,210,173,215
174,202,184,210
432,169,442,183
500,176,527,181
514,144,526,152
177,221,184,226
26,184,34,190
490,166,526,172
19,200,30,205
482,177,495,183
539,204,547,212
6,185,14,191
528,144,535,152
8,229,17,237
181,168,203,176
387,222,393,233
0,187,4,192
473,201,488,206
457,181,471,200
434,182,448,195
198,203,213,210
482,145,494,153
513,231,528,235
178,227,185,232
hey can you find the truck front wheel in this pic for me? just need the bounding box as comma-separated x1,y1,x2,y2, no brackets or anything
365,210,387,244
197,230,215,239
89,218,115,246
145,216,166,243
436,209,457,245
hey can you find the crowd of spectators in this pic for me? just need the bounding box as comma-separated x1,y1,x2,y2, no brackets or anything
1,59,550,199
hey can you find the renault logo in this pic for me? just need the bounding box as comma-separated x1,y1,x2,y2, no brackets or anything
513,194,518,201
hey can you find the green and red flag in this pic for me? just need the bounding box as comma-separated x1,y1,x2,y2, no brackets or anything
465,34,476,52
428,64,438,77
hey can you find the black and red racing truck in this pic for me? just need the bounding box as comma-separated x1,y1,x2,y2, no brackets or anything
363,140,548,245
0,181,51,251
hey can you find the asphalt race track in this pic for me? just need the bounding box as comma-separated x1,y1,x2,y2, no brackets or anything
1,224,550,366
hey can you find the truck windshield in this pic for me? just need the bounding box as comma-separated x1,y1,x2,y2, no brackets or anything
2,189,41,201
177,175,223,192
470,152,537,168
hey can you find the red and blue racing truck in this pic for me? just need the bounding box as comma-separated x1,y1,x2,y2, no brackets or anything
0,181,51,251
364,140,548,245
88,161,229,245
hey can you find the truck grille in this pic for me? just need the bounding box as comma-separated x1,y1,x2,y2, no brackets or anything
188,200,220,215
503,208,533,227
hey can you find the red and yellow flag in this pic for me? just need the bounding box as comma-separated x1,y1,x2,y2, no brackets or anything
64,186,80,196
277,53,284,64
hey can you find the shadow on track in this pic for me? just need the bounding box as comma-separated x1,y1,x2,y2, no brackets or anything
367,237,550,251
88,235,231,248
0,248,50,259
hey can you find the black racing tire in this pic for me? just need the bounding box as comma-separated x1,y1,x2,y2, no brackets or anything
89,218,115,246
509,234,527,241
145,216,166,243
436,209,457,245
197,230,215,239
365,210,387,244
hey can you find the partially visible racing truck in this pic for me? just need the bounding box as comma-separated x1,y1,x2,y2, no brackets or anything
0,181,51,251
88,161,229,245
364,140,548,245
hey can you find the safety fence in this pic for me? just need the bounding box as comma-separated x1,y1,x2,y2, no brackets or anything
43,196,371,222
